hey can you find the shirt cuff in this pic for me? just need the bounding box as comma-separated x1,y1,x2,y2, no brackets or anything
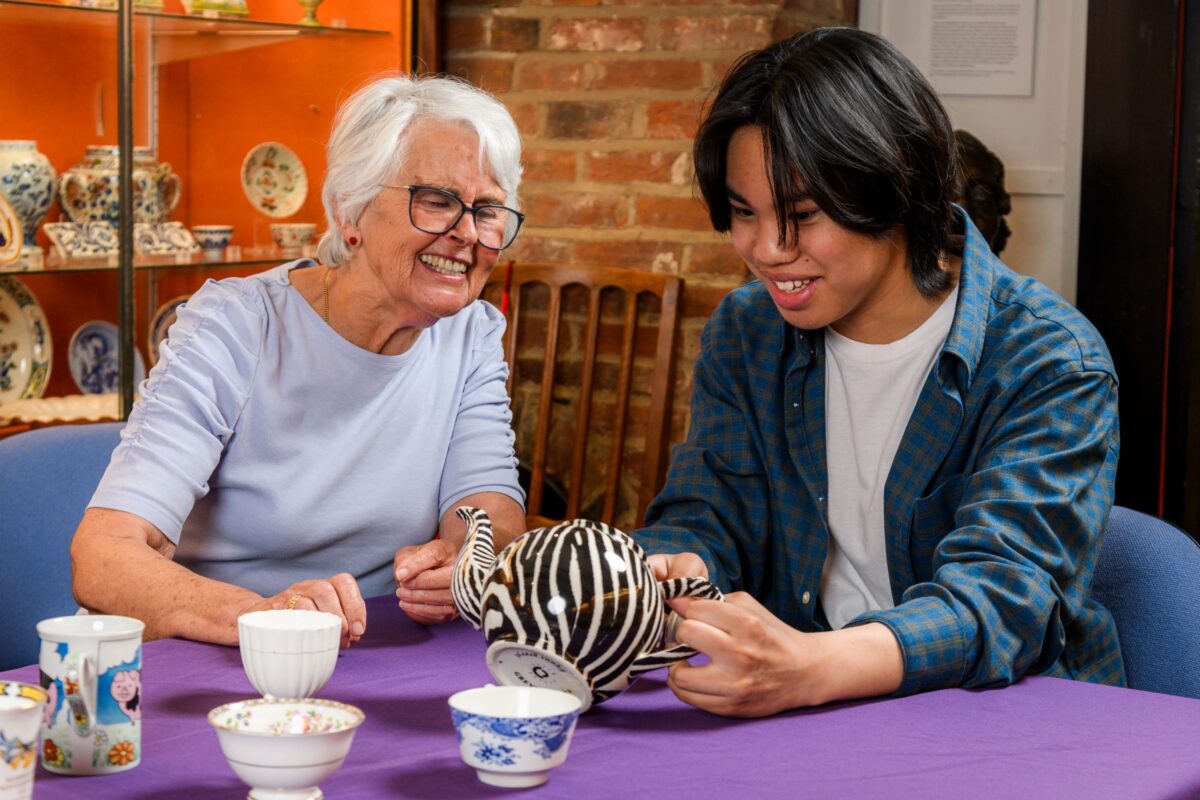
850,595,970,695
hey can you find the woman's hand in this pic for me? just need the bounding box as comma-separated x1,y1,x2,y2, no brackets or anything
394,539,460,625
251,573,367,649
666,593,904,717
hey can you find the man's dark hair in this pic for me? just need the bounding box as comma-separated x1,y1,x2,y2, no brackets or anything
694,27,960,298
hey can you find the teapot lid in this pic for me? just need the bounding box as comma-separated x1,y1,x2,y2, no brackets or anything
486,641,594,712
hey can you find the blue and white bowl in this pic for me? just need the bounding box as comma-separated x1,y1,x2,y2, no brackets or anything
448,685,582,788
191,224,234,251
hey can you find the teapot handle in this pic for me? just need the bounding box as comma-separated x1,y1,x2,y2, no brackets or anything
160,166,182,217
58,173,88,224
628,577,723,679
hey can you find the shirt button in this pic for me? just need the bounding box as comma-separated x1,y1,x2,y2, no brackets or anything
802,591,811,604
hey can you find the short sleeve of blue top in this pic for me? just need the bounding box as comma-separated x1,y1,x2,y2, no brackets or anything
634,212,1125,696
89,260,525,598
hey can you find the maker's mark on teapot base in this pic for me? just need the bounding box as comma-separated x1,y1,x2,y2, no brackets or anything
486,642,594,712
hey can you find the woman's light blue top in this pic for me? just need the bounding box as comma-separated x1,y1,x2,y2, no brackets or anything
90,261,524,598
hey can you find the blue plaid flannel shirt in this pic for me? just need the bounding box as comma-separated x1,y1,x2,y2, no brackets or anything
635,213,1125,695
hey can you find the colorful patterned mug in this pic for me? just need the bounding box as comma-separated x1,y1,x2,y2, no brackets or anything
0,681,47,800
36,615,144,775
451,508,724,711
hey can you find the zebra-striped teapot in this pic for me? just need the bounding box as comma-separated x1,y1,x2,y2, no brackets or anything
451,508,723,711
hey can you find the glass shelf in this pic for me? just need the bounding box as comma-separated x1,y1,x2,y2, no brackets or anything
0,0,388,62
0,0,385,33
0,246,307,275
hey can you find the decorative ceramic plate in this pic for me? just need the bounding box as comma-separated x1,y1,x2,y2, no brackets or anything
0,193,20,264
0,394,121,425
241,142,307,218
134,222,200,255
44,221,119,259
68,320,146,395
148,294,189,366
0,275,51,403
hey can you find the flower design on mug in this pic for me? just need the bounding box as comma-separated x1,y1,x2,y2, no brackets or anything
42,738,65,767
107,740,136,766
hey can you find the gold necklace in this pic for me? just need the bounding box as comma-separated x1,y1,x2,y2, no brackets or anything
322,267,331,323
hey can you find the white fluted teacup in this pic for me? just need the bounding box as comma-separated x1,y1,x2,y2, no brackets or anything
237,610,339,699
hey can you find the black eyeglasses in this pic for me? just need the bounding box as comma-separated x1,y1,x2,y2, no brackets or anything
382,185,525,251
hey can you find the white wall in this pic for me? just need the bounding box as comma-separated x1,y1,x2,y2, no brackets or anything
859,0,1089,303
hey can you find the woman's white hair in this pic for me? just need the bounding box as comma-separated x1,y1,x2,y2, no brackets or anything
317,73,523,267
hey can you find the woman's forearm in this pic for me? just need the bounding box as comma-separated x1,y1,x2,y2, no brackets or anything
71,507,262,646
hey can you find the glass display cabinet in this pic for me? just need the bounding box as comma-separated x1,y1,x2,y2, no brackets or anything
0,0,419,433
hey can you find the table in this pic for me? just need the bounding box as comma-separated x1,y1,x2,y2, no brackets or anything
4,595,1199,799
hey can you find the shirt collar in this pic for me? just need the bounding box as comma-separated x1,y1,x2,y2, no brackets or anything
939,205,996,391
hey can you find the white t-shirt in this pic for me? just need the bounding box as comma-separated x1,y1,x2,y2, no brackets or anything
90,261,524,598
820,288,958,629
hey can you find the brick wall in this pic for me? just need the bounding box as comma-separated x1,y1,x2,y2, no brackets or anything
442,0,857,525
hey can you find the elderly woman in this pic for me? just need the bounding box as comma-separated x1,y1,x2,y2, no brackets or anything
70,75,528,648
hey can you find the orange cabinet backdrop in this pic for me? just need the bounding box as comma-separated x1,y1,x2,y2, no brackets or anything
0,0,413,397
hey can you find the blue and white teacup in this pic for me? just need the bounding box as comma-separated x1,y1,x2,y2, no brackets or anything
449,685,582,788
37,615,144,775
191,225,234,252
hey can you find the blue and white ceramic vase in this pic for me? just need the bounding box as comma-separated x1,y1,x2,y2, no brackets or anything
0,140,56,267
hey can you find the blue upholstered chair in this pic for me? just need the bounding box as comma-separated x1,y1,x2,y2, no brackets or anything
1090,505,1200,699
0,422,123,671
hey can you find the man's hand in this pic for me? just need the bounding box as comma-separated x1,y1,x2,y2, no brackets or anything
666,593,904,718
666,591,811,717
394,539,460,625
647,552,710,581
248,573,367,648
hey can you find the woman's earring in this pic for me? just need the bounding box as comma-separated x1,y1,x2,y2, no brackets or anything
347,236,359,246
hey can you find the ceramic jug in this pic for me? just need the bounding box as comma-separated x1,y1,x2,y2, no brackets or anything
451,507,723,711
0,140,56,263
59,146,181,225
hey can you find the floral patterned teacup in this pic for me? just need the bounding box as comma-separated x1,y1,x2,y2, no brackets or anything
448,685,582,789
0,681,47,800
36,615,144,776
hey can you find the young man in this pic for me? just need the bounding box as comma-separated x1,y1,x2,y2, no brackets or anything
634,28,1122,717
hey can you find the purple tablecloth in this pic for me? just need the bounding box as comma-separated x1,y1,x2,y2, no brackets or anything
5,595,1200,799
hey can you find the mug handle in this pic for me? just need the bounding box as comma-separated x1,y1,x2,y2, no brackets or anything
61,653,96,736
627,577,724,679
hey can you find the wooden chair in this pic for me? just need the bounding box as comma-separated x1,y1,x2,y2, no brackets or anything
483,263,682,531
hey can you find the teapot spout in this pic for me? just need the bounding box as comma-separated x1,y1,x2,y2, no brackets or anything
451,507,498,629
